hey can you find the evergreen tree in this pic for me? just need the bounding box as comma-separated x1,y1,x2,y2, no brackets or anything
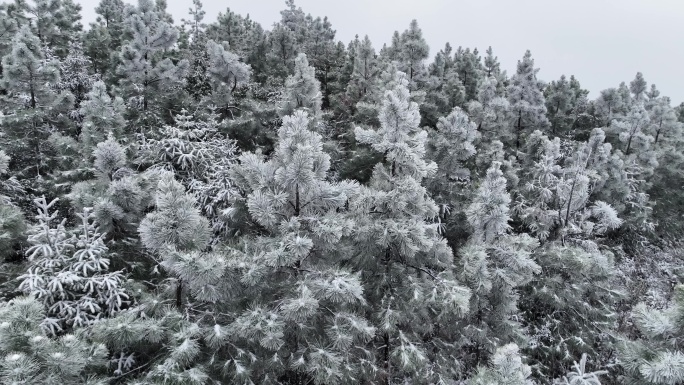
508,50,550,149
344,35,379,114
354,72,471,383
279,52,322,119
396,19,429,88
620,285,684,385
455,47,484,102
0,25,73,179
117,0,188,126
457,162,540,369
629,72,648,102
0,296,109,384
18,197,129,333
467,344,534,385
204,39,251,109
78,81,126,153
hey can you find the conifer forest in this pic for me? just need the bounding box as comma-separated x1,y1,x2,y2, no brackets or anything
1,0,684,384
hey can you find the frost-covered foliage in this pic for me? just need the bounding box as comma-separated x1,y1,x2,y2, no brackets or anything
353,72,471,383
279,53,322,119
0,296,108,384
0,2,681,384
18,197,129,334
508,50,550,148
117,0,188,122
468,344,534,385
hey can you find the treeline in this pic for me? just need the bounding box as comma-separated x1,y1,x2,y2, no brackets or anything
0,0,683,384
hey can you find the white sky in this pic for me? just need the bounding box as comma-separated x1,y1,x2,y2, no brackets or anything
77,0,684,104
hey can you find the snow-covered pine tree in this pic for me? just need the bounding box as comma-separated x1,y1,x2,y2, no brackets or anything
278,52,322,119
422,44,466,127
468,76,513,146
0,25,74,180
78,81,126,153
223,110,366,384
117,0,188,127
454,46,484,102
457,162,540,369
204,39,252,110
353,71,471,384
619,284,684,385
648,96,681,147
396,19,429,88
508,50,550,149
467,344,534,385
629,72,648,102
426,106,478,246
345,35,380,115
0,296,109,384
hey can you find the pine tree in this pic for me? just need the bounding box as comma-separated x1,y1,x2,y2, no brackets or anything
427,106,478,227
629,72,648,102
620,285,684,385
0,25,73,179
455,47,484,102
467,344,534,385
117,0,188,125
345,35,379,114
221,110,367,383
396,19,429,88
0,296,109,384
457,162,540,369
354,71,471,383
78,81,126,153
279,52,322,119
508,50,550,149
468,76,512,145
204,39,252,109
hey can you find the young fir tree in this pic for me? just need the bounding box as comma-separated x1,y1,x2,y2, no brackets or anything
353,71,471,384
0,296,109,384
140,109,238,236
553,353,607,385
508,50,550,149
54,42,100,111
18,197,129,334
278,52,322,119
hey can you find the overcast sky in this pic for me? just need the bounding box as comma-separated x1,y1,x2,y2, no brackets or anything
77,0,684,104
